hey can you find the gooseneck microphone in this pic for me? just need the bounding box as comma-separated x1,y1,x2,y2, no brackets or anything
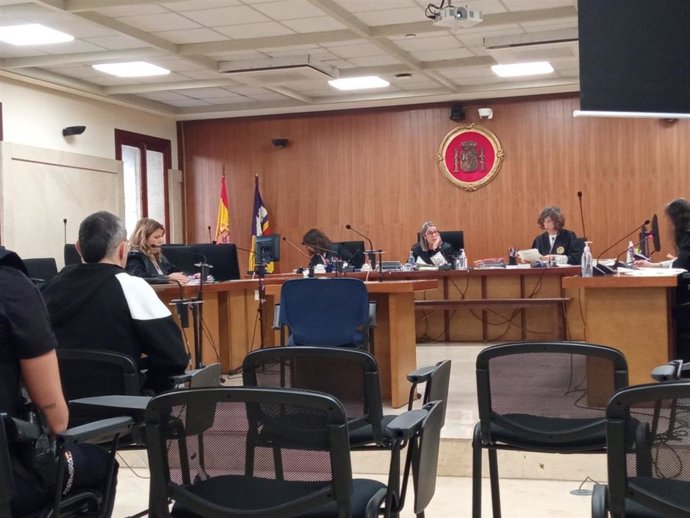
597,219,651,262
63,218,67,247
207,226,213,243
345,224,377,269
282,236,311,259
614,232,653,264
577,191,587,240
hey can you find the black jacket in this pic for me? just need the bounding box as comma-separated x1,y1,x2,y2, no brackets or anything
532,229,583,265
411,242,456,265
126,249,178,281
673,232,690,270
41,263,188,393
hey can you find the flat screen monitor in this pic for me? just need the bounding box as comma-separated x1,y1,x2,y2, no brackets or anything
415,230,464,252
161,243,240,281
334,240,365,269
579,0,690,115
255,234,280,264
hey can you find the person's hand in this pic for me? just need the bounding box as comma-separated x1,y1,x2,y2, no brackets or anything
432,235,442,250
168,272,189,284
633,260,656,268
540,255,550,262
517,256,529,264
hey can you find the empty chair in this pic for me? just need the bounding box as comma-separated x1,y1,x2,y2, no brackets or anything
22,257,58,283
592,381,690,518
473,341,628,518
144,386,443,518
242,346,391,449
407,360,452,427
277,277,374,350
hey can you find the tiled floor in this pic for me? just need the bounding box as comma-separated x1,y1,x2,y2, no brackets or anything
110,343,601,517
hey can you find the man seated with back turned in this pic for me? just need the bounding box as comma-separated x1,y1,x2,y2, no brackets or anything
42,211,189,393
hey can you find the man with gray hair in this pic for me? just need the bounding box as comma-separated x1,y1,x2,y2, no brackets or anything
42,211,188,393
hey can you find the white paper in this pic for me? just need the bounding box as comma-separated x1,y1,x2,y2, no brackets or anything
517,248,541,265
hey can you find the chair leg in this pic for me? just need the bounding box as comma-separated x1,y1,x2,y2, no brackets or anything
472,424,482,518
488,448,501,518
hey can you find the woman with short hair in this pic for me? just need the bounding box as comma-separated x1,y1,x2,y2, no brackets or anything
531,206,583,265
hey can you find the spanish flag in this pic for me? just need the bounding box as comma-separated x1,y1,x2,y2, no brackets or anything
214,174,231,243
249,175,274,273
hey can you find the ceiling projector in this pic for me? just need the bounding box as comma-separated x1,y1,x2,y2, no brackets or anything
432,5,482,28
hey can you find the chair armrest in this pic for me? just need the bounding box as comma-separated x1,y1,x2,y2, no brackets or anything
58,416,133,446
385,409,427,441
368,301,377,327
406,365,436,384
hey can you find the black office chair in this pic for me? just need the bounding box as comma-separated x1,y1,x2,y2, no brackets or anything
144,386,443,518
473,341,628,518
64,244,81,266
0,413,132,517
407,360,452,427
22,257,58,284
592,381,690,518
274,277,376,353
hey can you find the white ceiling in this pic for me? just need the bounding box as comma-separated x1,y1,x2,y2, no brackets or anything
0,0,581,119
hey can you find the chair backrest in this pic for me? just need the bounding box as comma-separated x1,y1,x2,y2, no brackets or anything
64,244,81,266
476,341,628,447
606,382,690,518
242,346,385,444
145,387,354,518
415,230,464,251
278,278,370,347
22,257,58,282
57,349,141,399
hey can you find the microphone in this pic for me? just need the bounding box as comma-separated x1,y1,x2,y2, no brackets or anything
345,224,377,269
577,191,587,240
207,225,213,244
614,232,653,265
301,242,342,260
596,219,651,262
63,218,67,247
282,236,310,259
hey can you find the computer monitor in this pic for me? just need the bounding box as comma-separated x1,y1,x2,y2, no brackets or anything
255,234,280,264
415,230,464,251
191,243,240,281
160,243,240,281
334,240,365,269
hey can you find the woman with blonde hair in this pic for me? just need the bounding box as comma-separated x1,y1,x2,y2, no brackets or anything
126,218,188,283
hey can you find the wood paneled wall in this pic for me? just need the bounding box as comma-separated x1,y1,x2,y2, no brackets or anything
180,95,690,273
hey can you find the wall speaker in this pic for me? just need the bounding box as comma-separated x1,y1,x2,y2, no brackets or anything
450,103,465,122
272,138,289,148
62,126,86,137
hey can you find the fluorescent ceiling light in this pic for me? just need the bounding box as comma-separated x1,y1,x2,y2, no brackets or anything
92,61,170,78
573,110,690,119
491,61,554,78
328,76,390,91
0,24,73,46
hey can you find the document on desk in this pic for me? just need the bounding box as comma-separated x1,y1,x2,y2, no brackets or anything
517,248,541,265
616,267,687,277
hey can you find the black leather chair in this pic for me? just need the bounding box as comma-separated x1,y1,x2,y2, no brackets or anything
0,413,131,517
473,341,628,518
592,381,690,518
144,386,443,518
22,257,58,284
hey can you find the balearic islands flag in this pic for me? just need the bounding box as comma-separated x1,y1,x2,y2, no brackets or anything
249,174,274,273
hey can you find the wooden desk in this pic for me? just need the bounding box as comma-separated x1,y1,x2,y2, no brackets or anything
264,279,438,408
156,278,437,408
562,275,678,386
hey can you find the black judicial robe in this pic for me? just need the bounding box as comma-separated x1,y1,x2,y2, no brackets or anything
531,229,583,265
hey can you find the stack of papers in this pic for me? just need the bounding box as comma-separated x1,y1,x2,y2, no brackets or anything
616,267,687,277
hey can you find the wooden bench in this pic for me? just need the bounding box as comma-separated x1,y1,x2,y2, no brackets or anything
415,297,569,341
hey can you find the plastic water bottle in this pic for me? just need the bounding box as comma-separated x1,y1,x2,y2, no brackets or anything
626,240,635,264
581,241,593,277
455,249,467,270
404,250,416,271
